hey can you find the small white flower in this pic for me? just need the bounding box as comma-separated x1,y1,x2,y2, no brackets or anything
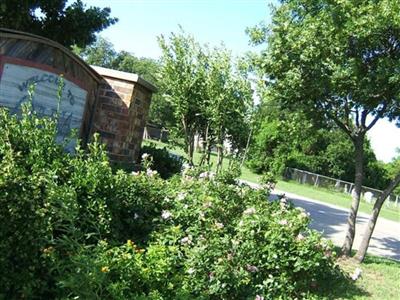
279,219,288,226
187,268,195,274
133,213,139,220
232,239,239,246
131,171,140,176
199,171,209,179
142,153,150,160
255,295,264,300
243,207,256,215
182,163,191,171
296,233,305,241
351,267,362,281
180,236,192,245
280,196,288,205
300,211,310,219
177,192,186,201
203,201,212,209
215,222,224,229
146,168,158,177
161,210,172,220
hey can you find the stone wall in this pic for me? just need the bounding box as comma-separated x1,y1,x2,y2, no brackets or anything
91,66,155,164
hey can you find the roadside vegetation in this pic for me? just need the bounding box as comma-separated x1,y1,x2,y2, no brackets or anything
0,105,345,299
143,139,400,223
2,0,399,298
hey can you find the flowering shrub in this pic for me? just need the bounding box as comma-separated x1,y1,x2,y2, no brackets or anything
147,176,341,299
140,143,184,179
0,105,343,299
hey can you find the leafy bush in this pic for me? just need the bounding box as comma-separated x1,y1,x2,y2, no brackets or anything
0,104,345,299
140,143,184,179
150,175,340,299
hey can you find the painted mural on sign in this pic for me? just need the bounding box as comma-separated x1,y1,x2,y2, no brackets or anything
0,63,87,150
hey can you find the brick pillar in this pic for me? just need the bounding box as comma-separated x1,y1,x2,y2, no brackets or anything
90,66,156,164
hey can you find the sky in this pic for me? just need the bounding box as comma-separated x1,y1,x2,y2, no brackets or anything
82,0,399,162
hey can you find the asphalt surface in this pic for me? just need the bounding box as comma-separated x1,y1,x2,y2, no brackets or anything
271,189,400,261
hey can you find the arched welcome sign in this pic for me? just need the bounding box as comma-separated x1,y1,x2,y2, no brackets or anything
0,60,88,148
0,28,101,150
0,28,156,164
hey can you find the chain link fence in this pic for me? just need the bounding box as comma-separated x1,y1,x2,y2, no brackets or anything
284,167,400,207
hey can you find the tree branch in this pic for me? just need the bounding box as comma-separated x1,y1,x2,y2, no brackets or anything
355,108,360,128
366,102,388,131
326,111,353,139
360,109,368,128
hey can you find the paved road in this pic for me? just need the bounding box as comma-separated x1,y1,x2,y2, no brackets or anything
270,189,400,261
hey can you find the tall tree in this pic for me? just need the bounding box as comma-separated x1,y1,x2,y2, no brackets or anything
205,47,252,172
249,0,400,256
0,0,117,48
74,37,117,68
158,29,207,164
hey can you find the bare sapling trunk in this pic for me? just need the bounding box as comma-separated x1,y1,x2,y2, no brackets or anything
206,143,212,167
240,128,252,169
199,123,209,166
216,145,224,173
188,133,195,165
216,131,224,173
182,116,194,165
355,173,400,262
342,134,365,256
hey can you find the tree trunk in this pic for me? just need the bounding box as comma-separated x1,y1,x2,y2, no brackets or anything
216,146,224,173
216,133,224,173
240,128,252,168
199,123,209,166
355,173,400,262
342,134,365,256
182,117,192,165
187,133,195,165
206,143,212,167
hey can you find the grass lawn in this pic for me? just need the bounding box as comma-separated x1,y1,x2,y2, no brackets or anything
318,253,400,300
143,139,400,223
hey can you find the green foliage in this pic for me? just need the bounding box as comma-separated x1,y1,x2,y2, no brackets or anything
249,0,400,127
0,104,70,297
0,0,117,48
140,143,184,179
158,28,207,163
0,103,346,299
385,151,400,195
158,28,253,167
74,37,117,68
249,2,400,251
248,103,391,190
149,176,342,299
